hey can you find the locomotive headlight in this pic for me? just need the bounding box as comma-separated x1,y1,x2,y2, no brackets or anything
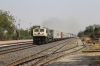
34,33,36,35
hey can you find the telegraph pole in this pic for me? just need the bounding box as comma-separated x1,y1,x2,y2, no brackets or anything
30,22,31,37
30,22,31,29
18,19,20,40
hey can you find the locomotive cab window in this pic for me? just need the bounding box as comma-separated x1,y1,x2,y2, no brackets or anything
35,29,39,32
40,29,44,32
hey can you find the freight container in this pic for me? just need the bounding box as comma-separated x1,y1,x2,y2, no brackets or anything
53,30,57,40
70,34,73,37
63,32,67,38
66,33,71,38
61,32,63,38
53,30,61,41
57,31,61,39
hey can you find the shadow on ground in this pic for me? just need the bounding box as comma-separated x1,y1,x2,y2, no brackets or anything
47,55,99,66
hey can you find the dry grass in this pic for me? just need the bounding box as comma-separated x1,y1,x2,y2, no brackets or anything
82,37,91,43
88,42,100,49
83,42,100,65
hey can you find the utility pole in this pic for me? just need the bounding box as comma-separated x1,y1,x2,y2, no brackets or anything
30,22,31,37
18,19,20,40
30,22,31,29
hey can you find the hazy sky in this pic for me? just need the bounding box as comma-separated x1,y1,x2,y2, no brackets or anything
0,0,100,34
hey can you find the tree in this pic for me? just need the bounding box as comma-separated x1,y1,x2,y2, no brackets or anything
77,24,100,40
20,28,31,39
0,10,16,40
84,25,94,36
77,31,84,38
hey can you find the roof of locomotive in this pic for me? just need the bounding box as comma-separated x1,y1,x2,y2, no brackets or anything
34,26,48,29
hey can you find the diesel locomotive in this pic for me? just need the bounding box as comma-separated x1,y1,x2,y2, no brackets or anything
33,26,75,44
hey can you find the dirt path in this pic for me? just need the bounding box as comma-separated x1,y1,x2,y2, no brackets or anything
48,39,100,66
48,53,100,66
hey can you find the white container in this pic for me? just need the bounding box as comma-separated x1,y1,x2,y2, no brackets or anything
63,32,66,38
53,30,57,39
66,33,71,38
57,31,60,38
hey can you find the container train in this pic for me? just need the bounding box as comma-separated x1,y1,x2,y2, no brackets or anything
32,26,76,44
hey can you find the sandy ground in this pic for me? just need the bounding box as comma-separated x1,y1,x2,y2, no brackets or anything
48,53,100,66
48,39,100,66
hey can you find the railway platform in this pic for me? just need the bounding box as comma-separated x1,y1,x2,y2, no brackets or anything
0,39,32,45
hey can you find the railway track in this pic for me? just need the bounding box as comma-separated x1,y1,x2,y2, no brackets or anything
15,39,84,66
4,38,79,66
41,46,85,66
31,39,80,66
6,39,74,66
36,40,85,66
0,44,36,55
15,41,72,66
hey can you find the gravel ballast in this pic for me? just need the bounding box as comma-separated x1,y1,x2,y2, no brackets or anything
0,39,73,66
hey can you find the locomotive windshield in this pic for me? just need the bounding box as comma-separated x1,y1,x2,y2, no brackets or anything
35,29,39,32
40,29,44,32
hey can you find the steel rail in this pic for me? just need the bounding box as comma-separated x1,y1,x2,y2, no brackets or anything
40,45,85,66
6,39,72,66
31,40,73,66
0,44,36,55
31,39,78,66
14,39,75,66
